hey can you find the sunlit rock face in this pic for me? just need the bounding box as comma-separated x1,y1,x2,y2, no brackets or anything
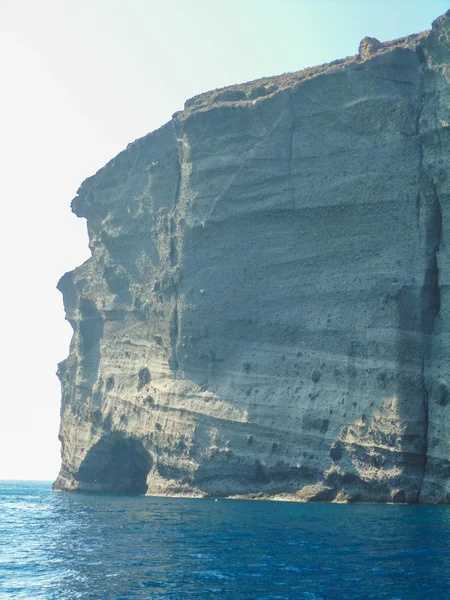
54,12,450,502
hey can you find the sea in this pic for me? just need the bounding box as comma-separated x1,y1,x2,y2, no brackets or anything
1,481,450,600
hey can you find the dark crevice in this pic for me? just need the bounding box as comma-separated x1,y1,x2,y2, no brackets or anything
169,303,179,373
169,236,178,266
168,123,184,378
417,356,430,500
78,298,103,391
415,43,442,500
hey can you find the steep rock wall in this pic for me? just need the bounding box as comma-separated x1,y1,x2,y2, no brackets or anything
54,12,450,503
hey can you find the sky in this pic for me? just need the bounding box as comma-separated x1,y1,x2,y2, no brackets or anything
0,0,448,481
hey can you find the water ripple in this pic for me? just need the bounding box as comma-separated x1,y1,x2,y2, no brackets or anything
1,481,450,599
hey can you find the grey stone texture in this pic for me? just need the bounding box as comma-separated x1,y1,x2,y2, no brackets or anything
54,12,450,502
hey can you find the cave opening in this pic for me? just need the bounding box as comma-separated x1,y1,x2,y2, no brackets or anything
78,434,152,494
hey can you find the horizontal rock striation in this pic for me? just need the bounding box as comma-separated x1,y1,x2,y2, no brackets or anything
54,12,450,502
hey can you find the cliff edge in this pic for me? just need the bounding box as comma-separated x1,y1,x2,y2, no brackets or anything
54,12,450,503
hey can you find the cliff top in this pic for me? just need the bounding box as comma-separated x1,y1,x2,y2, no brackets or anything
177,12,450,119
178,30,429,118
75,10,450,201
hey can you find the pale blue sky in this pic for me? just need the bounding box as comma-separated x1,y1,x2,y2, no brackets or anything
0,0,448,480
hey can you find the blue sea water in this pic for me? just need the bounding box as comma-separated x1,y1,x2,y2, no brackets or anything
1,481,450,599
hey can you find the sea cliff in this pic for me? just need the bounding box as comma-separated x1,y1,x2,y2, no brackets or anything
54,11,450,503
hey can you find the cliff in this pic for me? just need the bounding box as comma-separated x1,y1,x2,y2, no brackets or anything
54,12,450,503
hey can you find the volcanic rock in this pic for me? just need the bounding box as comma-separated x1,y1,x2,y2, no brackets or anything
54,11,450,503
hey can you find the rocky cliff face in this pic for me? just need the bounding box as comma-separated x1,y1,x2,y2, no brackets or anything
54,12,450,503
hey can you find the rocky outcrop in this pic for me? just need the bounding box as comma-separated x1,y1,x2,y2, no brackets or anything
54,12,450,502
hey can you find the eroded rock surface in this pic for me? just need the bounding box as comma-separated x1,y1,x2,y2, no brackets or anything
54,12,450,502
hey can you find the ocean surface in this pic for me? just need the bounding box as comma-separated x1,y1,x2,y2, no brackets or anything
1,481,450,600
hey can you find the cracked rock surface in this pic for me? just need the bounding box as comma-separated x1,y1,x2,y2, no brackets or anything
54,11,450,503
